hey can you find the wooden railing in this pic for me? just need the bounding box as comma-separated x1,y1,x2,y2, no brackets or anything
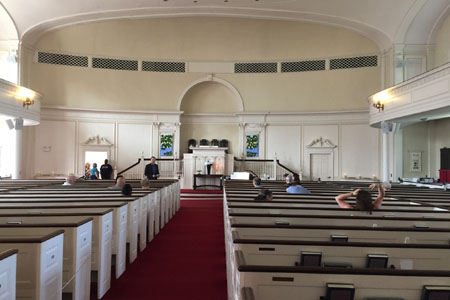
117,157,182,179
233,158,301,180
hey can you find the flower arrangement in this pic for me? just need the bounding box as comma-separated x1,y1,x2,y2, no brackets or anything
204,160,213,166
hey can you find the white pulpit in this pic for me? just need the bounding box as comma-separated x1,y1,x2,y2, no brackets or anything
182,147,234,189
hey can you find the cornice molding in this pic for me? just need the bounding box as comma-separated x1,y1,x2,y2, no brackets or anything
20,7,391,51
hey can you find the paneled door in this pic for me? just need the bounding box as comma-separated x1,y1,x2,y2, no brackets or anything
310,153,333,181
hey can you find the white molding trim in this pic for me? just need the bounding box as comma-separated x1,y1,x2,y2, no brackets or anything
177,75,244,112
20,7,391,51
306,136,337,148
82,135,113,146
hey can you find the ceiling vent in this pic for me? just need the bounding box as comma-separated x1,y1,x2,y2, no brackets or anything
142,61,185,72
235,62,277,73
92,57,138,71
38,52,88,67
281,60,326,73
330,55,378,70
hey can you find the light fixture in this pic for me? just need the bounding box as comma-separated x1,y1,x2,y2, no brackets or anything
372,90,390,112
16,87,36,109
23,97,34,108
373,99,384,112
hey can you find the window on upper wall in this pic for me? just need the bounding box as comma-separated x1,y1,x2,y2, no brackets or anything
246,134,259,158
160,134,174,157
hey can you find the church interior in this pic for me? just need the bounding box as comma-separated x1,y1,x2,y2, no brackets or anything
2,0,450,299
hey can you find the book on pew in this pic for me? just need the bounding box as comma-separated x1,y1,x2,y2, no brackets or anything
326,283,354,300
366,254,388,269
300,251,322,267
422,286,450,300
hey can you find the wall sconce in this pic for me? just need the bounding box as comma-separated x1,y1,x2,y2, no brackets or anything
23,97,35,108
16,87,36,109
373,100,384,112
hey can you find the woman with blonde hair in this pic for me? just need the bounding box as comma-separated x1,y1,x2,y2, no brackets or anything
84,162,91,180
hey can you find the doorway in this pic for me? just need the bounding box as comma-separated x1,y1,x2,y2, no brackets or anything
85,151,108,169
310,153,333,181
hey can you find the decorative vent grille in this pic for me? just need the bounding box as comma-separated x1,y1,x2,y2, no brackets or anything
281,60,326,72
92,57,138,71
235,62,277,73
142,61,185,72
38,52,88,67
330,55,378,70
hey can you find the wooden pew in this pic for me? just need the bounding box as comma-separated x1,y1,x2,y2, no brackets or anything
0,249,18,300
228,213,450,228
0,202,127,280
231,224,450,244
0,196,137,264
0,230,64,300
0,209,113,299
233,256,450,300
227,205,450,218
0,218,93,300
232,239,450,270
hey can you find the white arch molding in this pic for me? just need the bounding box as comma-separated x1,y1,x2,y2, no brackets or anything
177,75,244,112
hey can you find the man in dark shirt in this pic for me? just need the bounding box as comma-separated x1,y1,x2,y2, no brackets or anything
144,156,160,180
100,159,113,180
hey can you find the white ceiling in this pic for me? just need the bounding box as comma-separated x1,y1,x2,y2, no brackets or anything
1,0,450,50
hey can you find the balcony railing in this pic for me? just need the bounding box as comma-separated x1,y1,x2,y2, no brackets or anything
233,158,300,180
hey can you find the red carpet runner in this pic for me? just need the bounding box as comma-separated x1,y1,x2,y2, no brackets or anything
101,199,227,300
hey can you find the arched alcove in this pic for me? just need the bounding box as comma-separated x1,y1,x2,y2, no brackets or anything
181,81,239,113
179,78,241,155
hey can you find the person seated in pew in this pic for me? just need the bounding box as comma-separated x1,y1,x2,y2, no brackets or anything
335,183,385,213
253,177,263,188
254,189,273,201
141,177,151,190
285,175,311,194
122,183,133,196
62,175,76,186
109,175,126,189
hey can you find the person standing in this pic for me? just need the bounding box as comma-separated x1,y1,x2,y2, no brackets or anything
100,159,113,179
90,163,99,179
144,156,160,180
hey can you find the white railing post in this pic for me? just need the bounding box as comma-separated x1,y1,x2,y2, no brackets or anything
140,153,145,179
272,158,277,180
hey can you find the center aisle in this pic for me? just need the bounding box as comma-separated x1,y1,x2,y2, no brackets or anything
100,198,227,300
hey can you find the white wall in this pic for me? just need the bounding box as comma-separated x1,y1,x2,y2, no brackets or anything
34,120,76,175
29,107,380,180
434,13,450,68
30,107,180,177
341,124,379,179
117,123,152,172
266,125,301,174
402,122,429,178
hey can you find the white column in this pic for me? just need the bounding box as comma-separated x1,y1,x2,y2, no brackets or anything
380,122,393,182
12,118,23,179
382,130,389,182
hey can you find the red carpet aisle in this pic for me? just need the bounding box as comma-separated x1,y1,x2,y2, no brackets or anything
100,199,227,300
180,189,223,200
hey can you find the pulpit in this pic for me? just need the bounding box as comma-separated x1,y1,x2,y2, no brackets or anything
182,147,233,189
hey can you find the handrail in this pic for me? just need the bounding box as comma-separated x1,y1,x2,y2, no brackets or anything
276,160,298,177
117,158,141,176
234,157,273,162
143,158,182,161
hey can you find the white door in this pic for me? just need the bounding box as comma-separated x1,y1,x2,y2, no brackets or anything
310,153,333,181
